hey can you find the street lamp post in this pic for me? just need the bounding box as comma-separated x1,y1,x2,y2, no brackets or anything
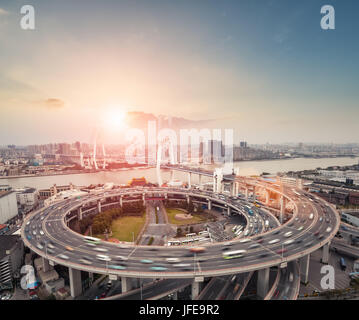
140,279,143,300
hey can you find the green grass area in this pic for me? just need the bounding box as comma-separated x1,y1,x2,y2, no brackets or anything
166,208,208,225
96,212,146,242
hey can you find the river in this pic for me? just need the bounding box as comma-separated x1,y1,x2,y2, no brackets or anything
1,157,358,190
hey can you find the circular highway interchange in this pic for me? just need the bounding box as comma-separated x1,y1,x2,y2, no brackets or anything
21,178,340,288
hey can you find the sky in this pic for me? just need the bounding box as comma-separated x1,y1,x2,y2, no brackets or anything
0,0,358,145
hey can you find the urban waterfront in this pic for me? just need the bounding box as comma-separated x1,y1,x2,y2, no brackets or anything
1,156,358,190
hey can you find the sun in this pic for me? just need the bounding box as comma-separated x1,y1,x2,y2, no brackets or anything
103,108,126,131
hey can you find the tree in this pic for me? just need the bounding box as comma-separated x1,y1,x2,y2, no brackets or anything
176,228,182,237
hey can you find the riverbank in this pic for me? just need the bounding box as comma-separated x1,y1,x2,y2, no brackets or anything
0,165,155,180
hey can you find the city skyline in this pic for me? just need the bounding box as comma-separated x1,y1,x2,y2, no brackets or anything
1,0,359,145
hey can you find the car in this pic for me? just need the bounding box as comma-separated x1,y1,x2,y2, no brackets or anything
58,254,69,260
326,227,332,233
283,239,294,245
314,231,320,236
259,253,269,258
115,256,128,261
27,235,32,241
297,226,304,231
96,254,111,262
276,248,287,255
140,259,153,264
166,258,180,263
1,293,12,300
65,246,74,251
86,242,96,247
94,247,108,252
239,238,251,243
80,258,93,265
295,239,303,244
305,241,314,248
273,230,280,235
150,266,168,271
248,243,260,249
36,243,44,250
108,265,126,270
28,290,37,296
47,242,55,249
39,230,44,235
46,248,55,255
190,247,206,253
284,231,293,238
32,230,37,235
268,239,280,245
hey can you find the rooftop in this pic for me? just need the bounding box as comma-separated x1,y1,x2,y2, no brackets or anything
0,235,21,260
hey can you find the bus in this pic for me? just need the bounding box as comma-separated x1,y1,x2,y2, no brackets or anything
168,240,181,246
186,233,197,237
340,257,347,271
199,231,209,236
222,250,247,260
84,236,101,244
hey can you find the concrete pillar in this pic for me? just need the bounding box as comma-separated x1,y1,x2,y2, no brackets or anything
208,200,212,211
213,176,217,193
230,182,236,196
188,172,192,189
42,257,51,272
120,196,123,207
265,190,270,205
69,267,82,298
280,196,285,224
252,188,256,201
186,195,190,204
198,175,203,189
170,170,174,182
235,182,239,197
165,193,168,199
172,291,178,300
142,193,146,206
191,280,200,300
121,277,132,293
88,272,94,286
245,188,249,200
257,268,270,299
321,242,330,264
78,207,83,221
227,206,231,216
296,179,303,190
97,200,102,213
300,254,310,285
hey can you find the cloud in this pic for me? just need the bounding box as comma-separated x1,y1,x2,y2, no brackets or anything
43,98,65,109
0,8,9,15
